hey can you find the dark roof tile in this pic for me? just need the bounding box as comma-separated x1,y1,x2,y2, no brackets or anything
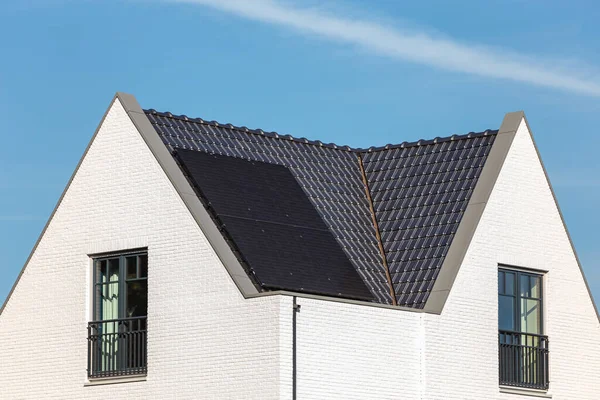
361,133,495,307
145,108,498,308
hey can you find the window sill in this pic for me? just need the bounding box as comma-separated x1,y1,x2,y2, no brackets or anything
500,386,552,398
84,374,147,386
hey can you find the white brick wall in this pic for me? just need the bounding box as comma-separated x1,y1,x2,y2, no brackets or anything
279,118,600,400
294,297,422,400
1,106,598,400
0,99,284,399
422,118,600,399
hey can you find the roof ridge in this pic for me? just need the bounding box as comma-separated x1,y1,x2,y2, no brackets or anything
144,108,498,153
145,108,356,151
360,130,499,153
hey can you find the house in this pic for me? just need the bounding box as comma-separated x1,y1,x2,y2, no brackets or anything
0,92,598,399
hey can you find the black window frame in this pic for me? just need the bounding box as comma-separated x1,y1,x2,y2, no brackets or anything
498,266,549,390
498,267,544,334
92,251,148,322
88,249,148,378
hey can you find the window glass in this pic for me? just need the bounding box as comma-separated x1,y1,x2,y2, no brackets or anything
505,272,515,295
93,253,147,322
91,251,148,378
520,274,541,299
499,295,515,331
108,258,119,282
101,260,120,321
521,299,541,334
139,255,148,279
498,268,546,389
126,256,137,280
520,274,531,297
126,280,148,318
530,276,541,299
99,260,107,284
95,260,104,285
499,268,543,334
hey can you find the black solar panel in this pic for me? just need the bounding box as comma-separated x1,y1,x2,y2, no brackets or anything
147,111,392,304
175,149,374,301
146,109,498,308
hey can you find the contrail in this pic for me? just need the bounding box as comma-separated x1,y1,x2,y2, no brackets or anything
169,0,600,96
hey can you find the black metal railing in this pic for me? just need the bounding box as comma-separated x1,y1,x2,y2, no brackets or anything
87,317,147,378
499,330,549,390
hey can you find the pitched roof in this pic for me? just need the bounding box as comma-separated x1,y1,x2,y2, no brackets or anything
361,134,496,306
145,109,497,308
174,149,374,301
2,93,596,318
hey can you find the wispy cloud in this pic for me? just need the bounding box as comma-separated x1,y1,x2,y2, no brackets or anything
168,0,600,96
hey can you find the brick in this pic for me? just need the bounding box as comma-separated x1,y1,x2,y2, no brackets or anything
1,106,598,399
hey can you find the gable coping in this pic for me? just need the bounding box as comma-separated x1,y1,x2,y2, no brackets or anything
423,112,600,321
117,93,260,298
423,111,522,313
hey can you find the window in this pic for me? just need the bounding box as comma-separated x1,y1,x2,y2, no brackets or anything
87,251,148,378
498,268,548,390
498,270,542,334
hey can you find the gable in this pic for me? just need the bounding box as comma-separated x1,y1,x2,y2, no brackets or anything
420,115,600,399
489,117,598,319
5,92,574,314
0,94,287,399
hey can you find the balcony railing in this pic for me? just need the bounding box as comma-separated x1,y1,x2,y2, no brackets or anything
499,330,549,390
87,317,147,378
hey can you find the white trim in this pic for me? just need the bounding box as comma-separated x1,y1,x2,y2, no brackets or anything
500,386,552,398
497,263,549,274
84,375,147,387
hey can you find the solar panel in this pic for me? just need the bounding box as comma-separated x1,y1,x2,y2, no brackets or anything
175,149,374,301
147,109,498,307
147,110,392,304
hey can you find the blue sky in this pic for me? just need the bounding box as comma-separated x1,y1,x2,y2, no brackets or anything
1,0,600,305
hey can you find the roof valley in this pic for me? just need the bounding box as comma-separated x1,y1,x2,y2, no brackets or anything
145,108,499,307
357,153,397,306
